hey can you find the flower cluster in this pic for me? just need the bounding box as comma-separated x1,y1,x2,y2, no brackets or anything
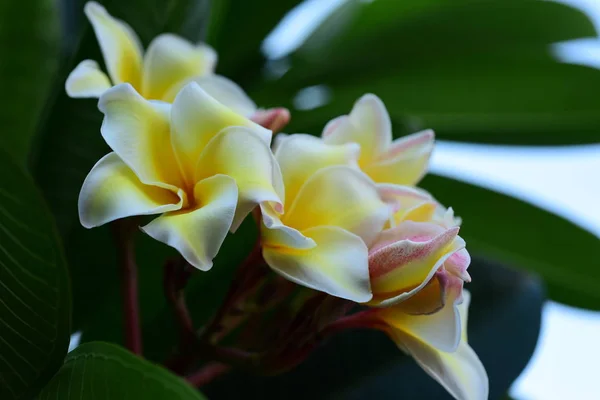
71,3,488,399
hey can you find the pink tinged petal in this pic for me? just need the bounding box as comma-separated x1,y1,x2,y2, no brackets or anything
170,82,271,184
84,1,143,87
98,83,186,191
195,127,284,231
251,107,290,132
65,60,112,98
446,248,472,282
260,204,316,250
284,166,392,247
323,94,392,164
368,222,462,307
141,174,238,271
141,33,217,101
263,226,372,302
274,134,360,209
363,129,435,186
78,153,183,228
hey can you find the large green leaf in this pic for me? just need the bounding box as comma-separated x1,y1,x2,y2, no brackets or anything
206,0,303,82
0,0,58,163
32,0,210,332
421,174,600,310
38,342,206,399
203,259,544,399
0,150,70,399
252,0,600,145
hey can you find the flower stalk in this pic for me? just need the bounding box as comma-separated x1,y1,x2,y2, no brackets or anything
111,218,143,355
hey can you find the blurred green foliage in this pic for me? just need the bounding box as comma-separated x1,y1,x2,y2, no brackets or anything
0,0,598,398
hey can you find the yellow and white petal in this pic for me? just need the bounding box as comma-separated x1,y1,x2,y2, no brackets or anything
381,281,463,353
284,166,391,247
141,174,238,271
196,127,284,231
142,33,217,101
78,152,183,228
263,226,372,302
323,94,392,164
98,83,185,190
84,1,143,87
377,184,436,225
274,134,360,209
364,129,434,186
389,291,488,400
368,222,462,307
164,74,257,116
65,60,112,98
260,203,316,250
171,82,271,183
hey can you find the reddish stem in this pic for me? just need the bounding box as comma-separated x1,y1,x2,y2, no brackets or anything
163,259,195,346
112,219,143,356
186,362,230,387
320,310,382,339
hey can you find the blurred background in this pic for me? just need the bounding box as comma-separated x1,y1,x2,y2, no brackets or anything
5,0,598,398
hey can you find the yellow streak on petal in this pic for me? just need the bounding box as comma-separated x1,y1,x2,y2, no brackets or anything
65,60,111,98
78,152,182,228
84,2,142,88
141,175,238,271
142,34,217,101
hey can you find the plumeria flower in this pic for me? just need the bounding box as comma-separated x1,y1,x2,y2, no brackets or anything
322,94,434,185
65,1,256,116
372,291,488,400
260,134,393,302
78,82,283,270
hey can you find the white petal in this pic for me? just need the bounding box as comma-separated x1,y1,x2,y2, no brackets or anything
185,75,256,116
84,1,143,86
98,83,185,190
274,134,360,209
78,153,183,228
284,166,392,247
142,33,217,101
141,174,238,271
65,60,112,98
196,127,284,231
323,93,392,163
170,82,271,183
263,226,372,302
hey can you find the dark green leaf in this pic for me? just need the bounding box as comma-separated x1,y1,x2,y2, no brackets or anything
38,342,206,399
203,258,544,400
32,0,210,332
252,0,600,145
0,149,70,399
0,0,58,163
207,0,303,82
421,174,600,310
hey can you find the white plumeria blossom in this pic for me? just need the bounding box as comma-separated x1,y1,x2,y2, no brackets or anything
78,82,283,270
65,1,256,116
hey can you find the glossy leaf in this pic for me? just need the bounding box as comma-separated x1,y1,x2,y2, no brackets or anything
38,342,206,399
207,0,302,81
32,0,210,332
253,0,600,145
203,258,544,399
0,0,58,163
421,174,600,310
0,150,70,399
